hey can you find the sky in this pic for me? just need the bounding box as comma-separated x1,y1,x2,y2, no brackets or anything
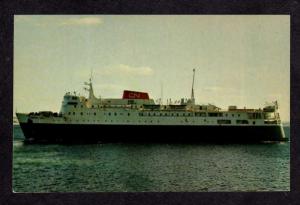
14,15,290,122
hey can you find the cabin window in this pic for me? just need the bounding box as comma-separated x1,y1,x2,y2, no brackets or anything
94,113,96,116
128,113,130,116
236,120,248,124
108,113,111,116
183,113,185,116
114,113,117,116
188,113,191,116
253,121,256,125
232,114,234,117
217,119,231,124
68,112,71,115
165,113,168,116
128,100,134,104
153,113,156,116
81,105,83,108
73,112,75,115
238,114,240,117
177,113,179,116
208,113,222,117
225,114,228,117
200,106,202,110
160,113,163,116
148,113,151,116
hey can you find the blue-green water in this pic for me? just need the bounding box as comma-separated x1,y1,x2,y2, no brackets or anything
13,125,290,192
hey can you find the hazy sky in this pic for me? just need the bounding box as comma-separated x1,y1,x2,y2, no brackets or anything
14,15,290,121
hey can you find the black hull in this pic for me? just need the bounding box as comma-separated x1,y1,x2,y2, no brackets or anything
19,123,287,144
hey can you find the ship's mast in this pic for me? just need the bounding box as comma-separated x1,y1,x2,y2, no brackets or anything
191,68,196,104
84,70,96,100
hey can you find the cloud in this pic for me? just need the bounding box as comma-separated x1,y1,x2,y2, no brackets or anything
60,17,103,26
98,64,154,77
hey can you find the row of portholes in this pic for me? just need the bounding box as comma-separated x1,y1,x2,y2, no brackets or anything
139,112,192,117
68,112,130,116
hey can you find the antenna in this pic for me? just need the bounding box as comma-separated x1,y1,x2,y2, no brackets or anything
191,69,196,103
90,69,93,83
160,81,164,105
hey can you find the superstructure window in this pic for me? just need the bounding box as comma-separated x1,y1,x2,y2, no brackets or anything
80,112,83,115
108,113,111,116
128,113,130,116
114,113,117,116
94,113,96,115
73,112,75,115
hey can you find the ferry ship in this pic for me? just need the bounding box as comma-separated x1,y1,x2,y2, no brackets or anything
16,70,287,143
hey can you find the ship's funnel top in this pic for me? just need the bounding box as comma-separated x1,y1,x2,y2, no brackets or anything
122,90,149,100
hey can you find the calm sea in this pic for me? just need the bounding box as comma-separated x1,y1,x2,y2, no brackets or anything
13,125,290,192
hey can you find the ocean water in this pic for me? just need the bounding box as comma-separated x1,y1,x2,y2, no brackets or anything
13,125,290,192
